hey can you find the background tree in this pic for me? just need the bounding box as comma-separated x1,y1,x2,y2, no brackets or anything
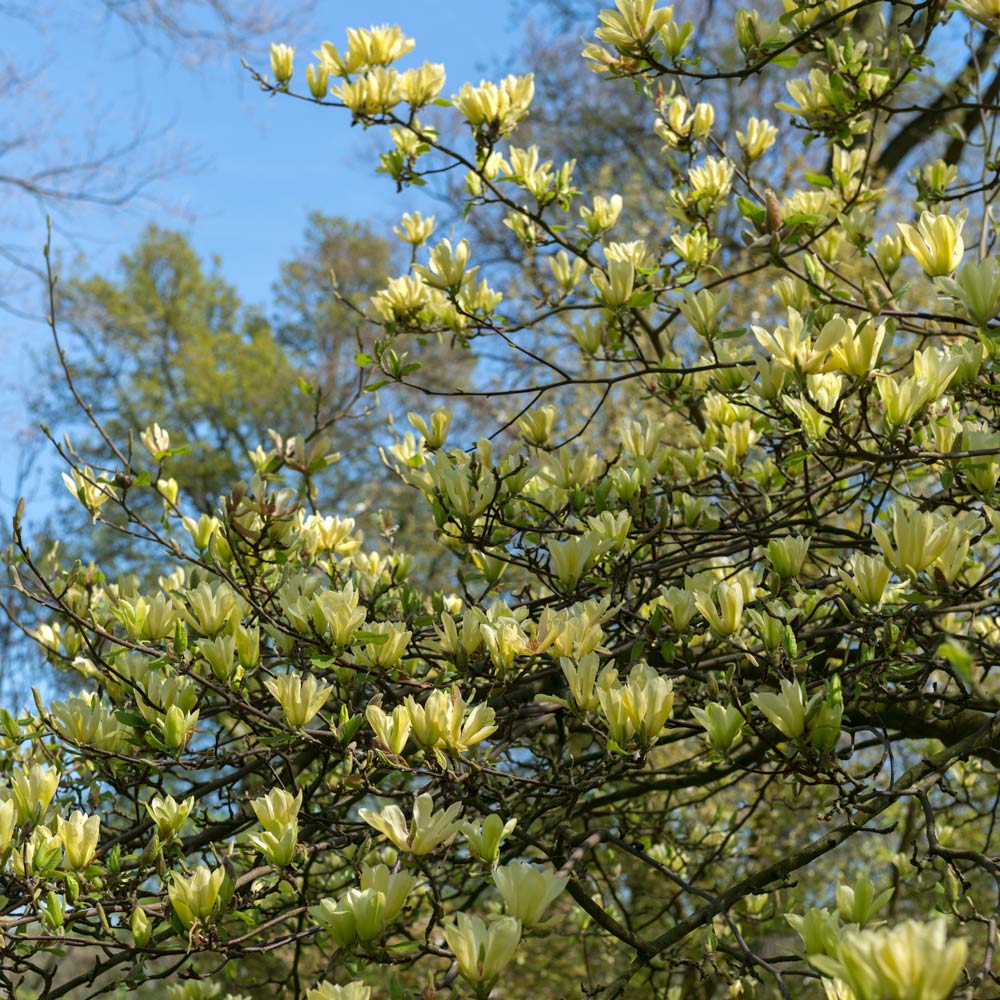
0,1,314,294
25,212,471,606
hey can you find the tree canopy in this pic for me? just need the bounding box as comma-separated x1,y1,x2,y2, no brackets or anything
7,2,1000,999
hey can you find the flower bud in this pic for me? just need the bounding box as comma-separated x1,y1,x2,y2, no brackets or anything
765,535,810,578
461,813,517,867
270,43,294,85
735,8,760,52
692,102,714,139
306,62,329,98
691,701,745,753
131,905,152,947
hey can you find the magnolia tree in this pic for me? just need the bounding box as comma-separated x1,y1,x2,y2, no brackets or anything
6,1,1000,998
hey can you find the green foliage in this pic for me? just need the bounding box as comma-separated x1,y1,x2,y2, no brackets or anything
42,225,306,511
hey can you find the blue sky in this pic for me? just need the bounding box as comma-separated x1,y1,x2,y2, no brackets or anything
0,0,540,512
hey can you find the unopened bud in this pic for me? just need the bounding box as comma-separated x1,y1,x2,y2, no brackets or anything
131,905,152,946
270,43,294,85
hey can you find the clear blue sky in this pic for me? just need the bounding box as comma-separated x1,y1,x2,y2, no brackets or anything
0,0,538,513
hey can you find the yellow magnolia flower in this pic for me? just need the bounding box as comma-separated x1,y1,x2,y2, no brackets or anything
838,553,892,607
937,257,1000,327
366,701,412,755
765,535,810,578
48,693,124,752
597,661,674,747
452,74,534,136
752,307,845,374
592,0,674,52
248,787,301,866
690,701,745,753
162,709,198,750
780,69,836,119
306,982,371,1000
688,156,733,206
10,763,60,824
412,238,477,293
518,404,558,446
693,580,744,636
145,794,194,840
370,274,431,322
139,422,170,458
313,583,367,647
360,863,416,923
547,532,602,589
332,25,414,71
398,61,446,108
404,687,497,753
394,211,436,247
269,43,294,84
954,0,1000,28
736,116,778,159
461,813,518,866
872,500,965,578
168,864,225,928
62,466,117,520
590,257,635,308
580,193,623,235
10,824,63,877
560,652,617,712
308,864,416,948
751,678,813,739
443,913,522,989
835,875,893,928
809,919,967,1000
306,62,330,98
0,798,17,856
493,861,569,925
332,66,402,115
55,810,100,869
897,211,965,276
350,620,412,669
827,316,886,377
359,792,462,854
265,672,332,728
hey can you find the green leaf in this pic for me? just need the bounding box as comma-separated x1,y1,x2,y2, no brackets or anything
804,172,832,188
115,711,148,729
387,940,424,955
737,196,766,224
388,973,405,1000
784,212,822,228
769,52,800,69
354,352,373,367
353,630,390,644
338,713,365,744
